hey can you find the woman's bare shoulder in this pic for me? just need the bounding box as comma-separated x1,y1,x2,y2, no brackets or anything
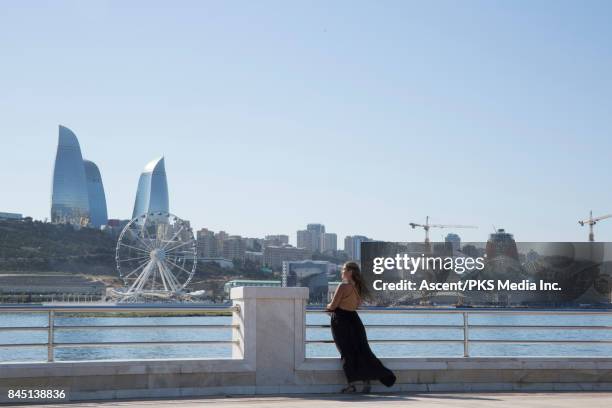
338,282,358,293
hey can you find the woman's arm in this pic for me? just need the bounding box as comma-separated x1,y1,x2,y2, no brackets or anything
326,284,346,311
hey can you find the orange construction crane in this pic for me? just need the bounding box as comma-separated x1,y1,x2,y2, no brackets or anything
578,211,612,242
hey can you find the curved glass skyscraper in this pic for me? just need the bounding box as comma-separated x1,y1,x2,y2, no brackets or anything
132,157,169,219
83,160,108,228
51,125,90,225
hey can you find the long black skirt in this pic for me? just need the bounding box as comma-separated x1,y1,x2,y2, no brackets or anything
330,307,396,387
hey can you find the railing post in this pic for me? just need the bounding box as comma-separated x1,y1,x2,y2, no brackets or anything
463,311,469,357
230,299,248,360
47,310,54,362
230,287,309,388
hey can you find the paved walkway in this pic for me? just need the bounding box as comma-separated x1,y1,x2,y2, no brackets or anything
9,392,612,408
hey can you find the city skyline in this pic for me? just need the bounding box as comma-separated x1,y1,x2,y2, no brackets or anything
2,2,612,244
9,120,612,247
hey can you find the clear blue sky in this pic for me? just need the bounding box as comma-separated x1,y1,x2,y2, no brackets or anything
1,0,612,245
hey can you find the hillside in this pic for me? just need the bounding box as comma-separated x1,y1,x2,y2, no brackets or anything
0,219,278,299
0,219,116,274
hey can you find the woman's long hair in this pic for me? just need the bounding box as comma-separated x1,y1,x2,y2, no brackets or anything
344,261,369,300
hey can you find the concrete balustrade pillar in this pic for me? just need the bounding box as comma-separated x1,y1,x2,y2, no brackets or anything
230,286,309,392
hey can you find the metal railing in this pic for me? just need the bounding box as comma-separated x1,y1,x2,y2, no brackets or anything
305,307,612,357
0,305,240,362
4,305,612,362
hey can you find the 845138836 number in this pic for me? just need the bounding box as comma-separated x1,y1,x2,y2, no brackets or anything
7,389,66,399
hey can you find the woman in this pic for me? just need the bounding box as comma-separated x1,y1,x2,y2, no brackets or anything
326,261,396,393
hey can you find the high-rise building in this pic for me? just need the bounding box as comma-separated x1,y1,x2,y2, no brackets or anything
344,235,371,261
263,245,308,269
223,235,246,261
486,229,519,260
132,157,169,219
297,224,327,252
307,223,325,252
307,223,325,235
445,233,461,252
83,160,108,228
215,230,229,256
51,125,90,226
320,233,337,253
297,229,314,252
243,237,264,251
344,236,354,259
196,228,217,258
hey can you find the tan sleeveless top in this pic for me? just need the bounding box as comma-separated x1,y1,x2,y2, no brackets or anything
328,282,361,311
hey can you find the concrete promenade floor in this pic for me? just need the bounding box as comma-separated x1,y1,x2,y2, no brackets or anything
8,392,612,408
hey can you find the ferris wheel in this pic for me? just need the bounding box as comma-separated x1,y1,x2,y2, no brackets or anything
113,212,197,302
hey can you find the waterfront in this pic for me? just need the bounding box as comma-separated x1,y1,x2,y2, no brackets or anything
1,310,612,363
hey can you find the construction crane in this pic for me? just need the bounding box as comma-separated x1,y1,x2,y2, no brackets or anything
578,211,612,242
409,216,478,245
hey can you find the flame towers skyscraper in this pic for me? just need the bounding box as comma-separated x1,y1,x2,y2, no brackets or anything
51,125,91,226
84,160,108,228
132,157,169,219
51,125,108,228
